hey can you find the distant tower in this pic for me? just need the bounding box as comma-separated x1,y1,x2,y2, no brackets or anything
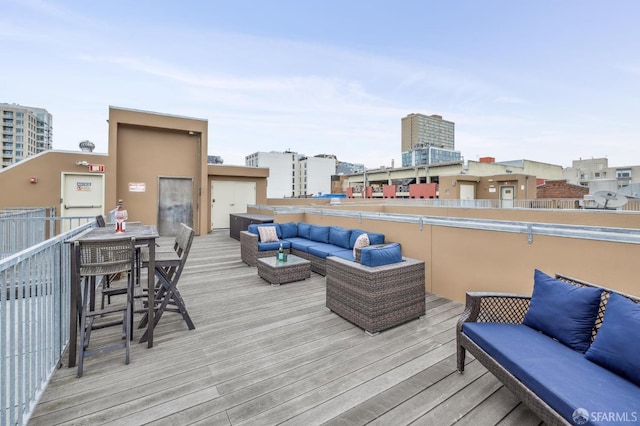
401,113,459,166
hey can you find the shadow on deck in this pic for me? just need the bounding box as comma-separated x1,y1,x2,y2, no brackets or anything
29,230,541,425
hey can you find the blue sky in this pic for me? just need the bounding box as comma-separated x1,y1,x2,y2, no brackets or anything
2,0,639,169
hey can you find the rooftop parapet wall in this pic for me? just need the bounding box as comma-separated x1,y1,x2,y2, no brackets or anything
249,204,640,302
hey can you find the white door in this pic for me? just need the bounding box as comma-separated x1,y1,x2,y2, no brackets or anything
459,183,475,207
61,173,104,230
501,186,515,208
211,181,256,230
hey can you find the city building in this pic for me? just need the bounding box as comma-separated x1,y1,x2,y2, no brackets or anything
1,103,53,168
401,113,458,166
336,161,365,175
245,151,336,198
562,157,640,192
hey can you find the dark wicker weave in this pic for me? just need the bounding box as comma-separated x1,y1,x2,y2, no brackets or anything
456,273,640,426
325,256,426,335
240,230,290,267
257,255,311,285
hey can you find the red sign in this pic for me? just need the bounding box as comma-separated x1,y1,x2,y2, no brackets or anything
89,164,104,172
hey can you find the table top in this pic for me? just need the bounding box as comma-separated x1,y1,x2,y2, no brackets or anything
66,224,159,243
257,254,310,268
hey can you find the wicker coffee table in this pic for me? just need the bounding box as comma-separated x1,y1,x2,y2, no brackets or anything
257,254,311,285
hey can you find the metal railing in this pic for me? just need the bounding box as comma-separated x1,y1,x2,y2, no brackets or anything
1,220,95,426
379,198,640,211
1,208,96,259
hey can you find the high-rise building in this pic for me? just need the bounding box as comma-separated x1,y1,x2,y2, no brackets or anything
1,103,53,168
401,113,459,166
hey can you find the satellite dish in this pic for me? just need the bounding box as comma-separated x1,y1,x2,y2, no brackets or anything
592,190,628,209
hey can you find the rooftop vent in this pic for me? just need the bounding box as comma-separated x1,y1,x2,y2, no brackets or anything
79,140,95,152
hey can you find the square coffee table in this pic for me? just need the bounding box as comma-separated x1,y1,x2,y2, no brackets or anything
257,254,311,285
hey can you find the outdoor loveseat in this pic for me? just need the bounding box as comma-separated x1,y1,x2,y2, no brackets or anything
240,222,385,275
457,270,640,426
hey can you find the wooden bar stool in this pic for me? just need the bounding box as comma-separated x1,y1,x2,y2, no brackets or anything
75,236,136,377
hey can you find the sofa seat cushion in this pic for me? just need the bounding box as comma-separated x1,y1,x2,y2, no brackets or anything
463,323,640,425
258,240,291,252
285,237,318,253
308,243,349,259
330,249,355,262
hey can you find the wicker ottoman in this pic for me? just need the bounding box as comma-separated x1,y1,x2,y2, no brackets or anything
257,254,311,285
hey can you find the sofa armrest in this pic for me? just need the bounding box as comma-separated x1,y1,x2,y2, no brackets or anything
456,292,531,336
240,230,259,266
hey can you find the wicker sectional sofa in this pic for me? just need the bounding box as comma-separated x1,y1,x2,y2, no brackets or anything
240,222,385,275
457,270,640,426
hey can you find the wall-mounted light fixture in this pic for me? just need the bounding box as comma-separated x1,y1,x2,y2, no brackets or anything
29,176,38,184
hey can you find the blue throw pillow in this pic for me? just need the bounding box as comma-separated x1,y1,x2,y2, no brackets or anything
279,222,298,239
360,243,402,267
585,293,640,387
523,270,602,353
329,226,351,249
309,225,330,243
297,222,311,239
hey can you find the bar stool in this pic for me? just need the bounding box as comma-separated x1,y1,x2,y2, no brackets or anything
75,236,136,377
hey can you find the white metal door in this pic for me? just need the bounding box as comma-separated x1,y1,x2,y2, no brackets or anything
211,181,256,229
459,183,475,207
501,185,515,208
61,173,104,230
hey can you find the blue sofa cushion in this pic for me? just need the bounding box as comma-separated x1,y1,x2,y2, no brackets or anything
329,226,352,249
367,232,385,245
247,223,281,241
308,243,347,259
279,222,298,239
360,243,402,267
258,240,291,252
309,225,330,243
297,222,311,240
330,249,355,262
463,322,640,425
523,269,602,353
285,237,318,253
585,293,640,387
349,229,385,247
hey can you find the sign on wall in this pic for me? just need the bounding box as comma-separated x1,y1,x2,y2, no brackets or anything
129,182,146,192
76,182,92,191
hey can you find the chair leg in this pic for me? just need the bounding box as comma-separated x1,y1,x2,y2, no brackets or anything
77,277,90,378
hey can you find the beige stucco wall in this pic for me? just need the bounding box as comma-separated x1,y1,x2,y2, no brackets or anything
0,151,108,210
253,205,640,302
0,106,271,236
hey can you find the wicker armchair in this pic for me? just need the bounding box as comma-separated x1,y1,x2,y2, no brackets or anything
325,256,426,335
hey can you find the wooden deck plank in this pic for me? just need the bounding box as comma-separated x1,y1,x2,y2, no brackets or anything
28,230,541,426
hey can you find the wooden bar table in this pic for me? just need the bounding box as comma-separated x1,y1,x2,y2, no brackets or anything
66,224,159,368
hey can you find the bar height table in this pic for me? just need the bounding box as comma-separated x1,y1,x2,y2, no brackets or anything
66,224,159,368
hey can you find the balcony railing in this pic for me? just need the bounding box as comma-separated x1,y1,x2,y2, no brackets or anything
1,216,95,426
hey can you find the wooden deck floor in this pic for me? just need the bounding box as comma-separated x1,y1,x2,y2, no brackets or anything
30,230,542,425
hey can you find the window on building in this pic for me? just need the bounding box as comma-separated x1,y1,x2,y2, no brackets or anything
616,169,631,179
